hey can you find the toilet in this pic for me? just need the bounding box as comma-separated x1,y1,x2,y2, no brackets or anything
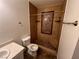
21,36,38,57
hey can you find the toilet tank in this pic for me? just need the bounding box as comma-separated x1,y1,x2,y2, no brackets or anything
22,36,31,47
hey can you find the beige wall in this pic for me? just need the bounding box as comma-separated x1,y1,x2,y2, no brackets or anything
57,0,79,59
37,4,65,50
0,0,30,45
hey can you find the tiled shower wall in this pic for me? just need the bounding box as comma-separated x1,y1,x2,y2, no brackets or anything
37,4,65,51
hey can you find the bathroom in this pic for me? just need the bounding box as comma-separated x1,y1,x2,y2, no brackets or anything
0,0,79,59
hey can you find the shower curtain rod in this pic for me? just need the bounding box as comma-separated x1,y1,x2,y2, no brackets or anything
31,11,64,16
31,14,63,18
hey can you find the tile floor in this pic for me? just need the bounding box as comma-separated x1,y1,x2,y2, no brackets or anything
24,47,57,59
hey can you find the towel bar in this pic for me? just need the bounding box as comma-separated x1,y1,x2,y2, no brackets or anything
55,20,78,26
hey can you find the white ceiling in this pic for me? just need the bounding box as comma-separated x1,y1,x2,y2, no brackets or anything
29,0,65,9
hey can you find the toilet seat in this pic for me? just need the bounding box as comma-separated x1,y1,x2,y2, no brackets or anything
27,44,38,51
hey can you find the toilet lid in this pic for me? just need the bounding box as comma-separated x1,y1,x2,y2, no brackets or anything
27,44,38,51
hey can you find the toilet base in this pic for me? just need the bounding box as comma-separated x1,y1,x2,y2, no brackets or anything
27,49,37,57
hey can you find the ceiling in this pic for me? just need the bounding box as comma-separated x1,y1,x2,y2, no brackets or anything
29,0,65,9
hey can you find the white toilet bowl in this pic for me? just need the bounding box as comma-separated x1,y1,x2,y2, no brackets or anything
27,44,38,51
27,44,38,57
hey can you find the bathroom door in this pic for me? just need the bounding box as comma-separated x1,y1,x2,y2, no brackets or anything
29,2,38,43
